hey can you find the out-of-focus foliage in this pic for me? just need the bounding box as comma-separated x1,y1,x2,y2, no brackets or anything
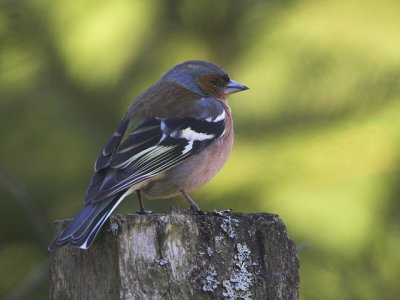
1,0,399,298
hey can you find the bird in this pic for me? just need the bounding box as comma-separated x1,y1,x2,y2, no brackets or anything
48,60,248,250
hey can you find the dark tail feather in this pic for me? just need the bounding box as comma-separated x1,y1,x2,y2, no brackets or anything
48,193,124,251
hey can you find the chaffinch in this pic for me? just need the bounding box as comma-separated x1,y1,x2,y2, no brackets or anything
49,60,248,250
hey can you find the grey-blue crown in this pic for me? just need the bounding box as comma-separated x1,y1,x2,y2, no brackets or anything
161,60,227,96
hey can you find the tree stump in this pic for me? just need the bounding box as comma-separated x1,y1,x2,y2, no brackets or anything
50,211,299,299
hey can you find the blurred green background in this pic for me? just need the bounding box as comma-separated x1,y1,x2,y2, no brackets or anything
1,0,400,298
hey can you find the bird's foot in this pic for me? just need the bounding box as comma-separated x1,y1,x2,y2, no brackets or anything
186,205,204,215
181,190,204,215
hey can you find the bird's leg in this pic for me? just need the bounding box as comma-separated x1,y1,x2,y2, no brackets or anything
181,190,203,214
136,190,152,215
137,190,145,211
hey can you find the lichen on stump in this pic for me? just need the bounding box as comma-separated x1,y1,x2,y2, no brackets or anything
50,211,299,300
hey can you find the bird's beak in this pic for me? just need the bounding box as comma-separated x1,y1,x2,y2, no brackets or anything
224,79,249,95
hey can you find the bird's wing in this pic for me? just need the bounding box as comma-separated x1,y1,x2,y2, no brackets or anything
85,108,226,203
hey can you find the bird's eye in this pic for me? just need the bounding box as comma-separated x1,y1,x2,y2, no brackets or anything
211,78,221,86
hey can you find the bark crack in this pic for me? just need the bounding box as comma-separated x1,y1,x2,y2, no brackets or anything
154,217,173,300
164,263,173,300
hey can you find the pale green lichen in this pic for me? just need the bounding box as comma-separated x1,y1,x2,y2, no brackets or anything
216,235,224,241
202,270,220,292
154,258,169,266
109,222,119,236
222,243,254,300
207,247,214,257
220,216,239,238
212,209,232,216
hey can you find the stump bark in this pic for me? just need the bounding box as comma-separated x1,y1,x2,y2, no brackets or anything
50,211,299,299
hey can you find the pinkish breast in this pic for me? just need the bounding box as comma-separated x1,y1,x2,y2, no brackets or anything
140,106,234,199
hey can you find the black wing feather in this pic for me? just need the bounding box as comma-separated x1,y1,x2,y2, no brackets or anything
86,112,225,203
95,118,129,171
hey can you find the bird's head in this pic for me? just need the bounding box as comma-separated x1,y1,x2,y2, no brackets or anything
162,60,248,98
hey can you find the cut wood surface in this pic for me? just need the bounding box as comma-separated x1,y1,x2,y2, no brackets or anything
50,211,299,299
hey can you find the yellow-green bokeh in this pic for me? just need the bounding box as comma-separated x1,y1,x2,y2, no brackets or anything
1,0,399,298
